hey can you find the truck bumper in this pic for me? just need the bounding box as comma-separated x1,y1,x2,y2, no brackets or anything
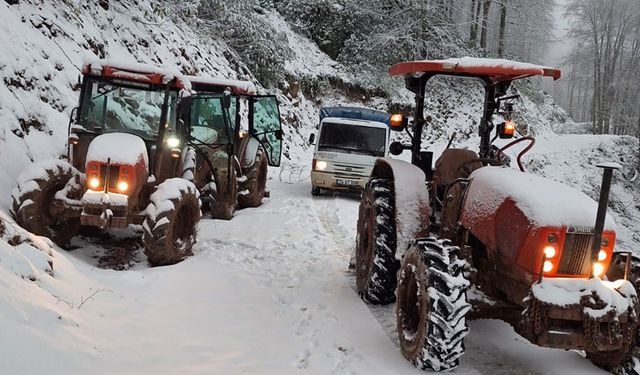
311,170,368,192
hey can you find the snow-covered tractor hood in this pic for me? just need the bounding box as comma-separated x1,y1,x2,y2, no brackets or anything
85,133,149,170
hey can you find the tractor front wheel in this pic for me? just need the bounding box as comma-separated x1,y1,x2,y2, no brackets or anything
11,160,81,247
238,148,268,208
396,238,470,371
355,178,398,304
210,167,238,220
143,178,201,266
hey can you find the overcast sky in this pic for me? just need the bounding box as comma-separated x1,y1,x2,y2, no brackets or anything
545,0,573,67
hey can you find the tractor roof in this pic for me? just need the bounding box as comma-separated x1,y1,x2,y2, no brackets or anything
82,59,190,89
186,75,257,96
389,57,561,83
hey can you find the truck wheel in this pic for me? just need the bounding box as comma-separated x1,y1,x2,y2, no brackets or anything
355,178,398,304
11,160,81,247
396,238,470,371
238,148,268,208
143,178,201,266
311,186,321,196
209,167,238,220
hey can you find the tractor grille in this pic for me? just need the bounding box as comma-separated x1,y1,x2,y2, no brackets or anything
557,230,594,276
99,165,121,189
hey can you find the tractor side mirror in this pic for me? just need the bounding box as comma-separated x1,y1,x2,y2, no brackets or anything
389,141,405,156
308,133,315,145
390,114,408,132
497,120,516,139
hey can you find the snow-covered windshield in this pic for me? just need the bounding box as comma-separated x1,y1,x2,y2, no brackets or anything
318,122,387,157
79,78,177,140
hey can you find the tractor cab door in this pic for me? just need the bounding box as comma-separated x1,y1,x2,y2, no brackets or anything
249,95,283,167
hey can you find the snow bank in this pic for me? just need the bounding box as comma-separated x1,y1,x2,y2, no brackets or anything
85,133,148,167
465,166,616,230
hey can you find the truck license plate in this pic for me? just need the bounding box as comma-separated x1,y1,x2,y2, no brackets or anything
336,178,357,186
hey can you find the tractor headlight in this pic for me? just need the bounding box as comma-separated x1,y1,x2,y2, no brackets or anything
89,177,100,189
543,246,556,259
593,262,606,278
117,181,129,193
166,137,180,148
598,250,607,262
543,260,554,273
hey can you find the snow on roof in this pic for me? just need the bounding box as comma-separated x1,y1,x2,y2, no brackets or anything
83,58,191,90
86,133,149,168
186,75,257,95
464,166,616,230
390,57,561,82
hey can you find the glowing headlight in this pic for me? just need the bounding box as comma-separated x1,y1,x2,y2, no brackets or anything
543,246,556,259
117,181,129,193
238,130,247,138
89,177,100,189
598,250,607,262
593,263,606,278
316,160,328,171
543,260,554,273
166,137,180,148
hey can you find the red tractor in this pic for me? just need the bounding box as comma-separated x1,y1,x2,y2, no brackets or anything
354,58,640,372
11,60,282,266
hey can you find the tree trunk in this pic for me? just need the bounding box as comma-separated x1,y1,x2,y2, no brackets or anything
497,0,507,57
480,0,492,52
470,0,479,44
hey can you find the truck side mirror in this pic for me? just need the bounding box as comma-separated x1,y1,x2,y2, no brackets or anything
308,133,315,145
389,141,404,156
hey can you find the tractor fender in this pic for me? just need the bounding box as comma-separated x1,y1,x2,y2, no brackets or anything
370,158,430,259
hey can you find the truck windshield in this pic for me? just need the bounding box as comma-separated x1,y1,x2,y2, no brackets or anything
79,78,177,140
318,122,387,157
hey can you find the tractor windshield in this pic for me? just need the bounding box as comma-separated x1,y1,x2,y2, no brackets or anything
79,77,178,140
188,95,235,145
318,122,387,157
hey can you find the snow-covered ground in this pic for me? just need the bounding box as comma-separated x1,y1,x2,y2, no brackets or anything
0,178,613,374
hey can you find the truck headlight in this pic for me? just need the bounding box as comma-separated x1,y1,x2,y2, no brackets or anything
316,160,327,171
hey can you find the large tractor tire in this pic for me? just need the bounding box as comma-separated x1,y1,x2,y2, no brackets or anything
143,178,201,266
238,148,268,208
355,178,398,304
209,166,238,220
11,160,81,247
396,238,471,371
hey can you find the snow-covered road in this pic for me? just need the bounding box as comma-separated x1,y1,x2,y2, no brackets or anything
1,179,612,375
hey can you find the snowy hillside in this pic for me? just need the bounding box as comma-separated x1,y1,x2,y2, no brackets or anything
1,1,640,374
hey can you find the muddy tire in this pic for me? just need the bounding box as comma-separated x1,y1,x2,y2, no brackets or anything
396,238,470,371
209,166,238,220
311,185,321,196
143,178,201,266
181,147,197,183
238,148,268,208
11,160,81,247
355,178,398,304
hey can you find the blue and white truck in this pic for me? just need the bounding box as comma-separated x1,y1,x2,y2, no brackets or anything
309,107,391,195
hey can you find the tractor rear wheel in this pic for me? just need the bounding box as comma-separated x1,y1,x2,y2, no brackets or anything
210,167,238,220
396,238,470,371
355,178,398,304
143,178,201,266
238,148,268,208
11,160,81,247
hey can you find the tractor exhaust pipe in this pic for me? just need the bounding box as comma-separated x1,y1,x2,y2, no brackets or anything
591,163,620,272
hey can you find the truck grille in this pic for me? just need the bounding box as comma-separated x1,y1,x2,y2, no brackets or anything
333,163,368,178
556,229,593,276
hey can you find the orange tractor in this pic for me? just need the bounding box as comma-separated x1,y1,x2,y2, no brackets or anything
11,61,282,265
354,58,640,372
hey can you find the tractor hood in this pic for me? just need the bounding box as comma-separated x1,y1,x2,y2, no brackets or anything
461,166,616,232
85,133,149,172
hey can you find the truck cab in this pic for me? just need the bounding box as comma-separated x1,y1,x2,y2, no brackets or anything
309,107,391,195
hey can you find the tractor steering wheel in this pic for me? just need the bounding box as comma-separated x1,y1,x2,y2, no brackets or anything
497,136,535,172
